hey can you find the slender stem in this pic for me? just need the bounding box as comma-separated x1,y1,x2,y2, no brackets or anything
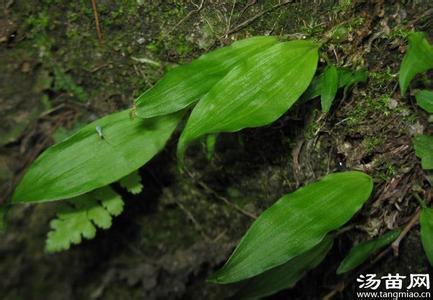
413,192,427,208
391,207,421,256
91,0,103,44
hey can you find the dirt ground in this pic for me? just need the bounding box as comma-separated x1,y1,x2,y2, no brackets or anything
1,0,433,299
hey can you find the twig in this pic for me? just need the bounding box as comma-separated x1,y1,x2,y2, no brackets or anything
226,0,292,36
409,8,433,26
176,200,211,241
323,281,345,300
226,0,237,35
185,169,257,219
38,103,66,118
238,0,257,19
391,207,420,256
91,0,103,44
173,0,205,29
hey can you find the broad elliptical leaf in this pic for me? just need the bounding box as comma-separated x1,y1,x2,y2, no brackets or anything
178,40,319,165
209,171,373,284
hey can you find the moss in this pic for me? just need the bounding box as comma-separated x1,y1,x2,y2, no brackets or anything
369,67,396,88
332,0,353,14
362,136,381,153
386,24,412,40
376,161,398,181
345,95,392,128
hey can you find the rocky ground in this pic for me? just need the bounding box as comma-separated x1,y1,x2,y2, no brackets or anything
0,0,432,299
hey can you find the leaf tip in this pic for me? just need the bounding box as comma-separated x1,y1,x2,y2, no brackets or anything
336,265,345,275
176,140,187,172
206,270,226,284
399,79,408,96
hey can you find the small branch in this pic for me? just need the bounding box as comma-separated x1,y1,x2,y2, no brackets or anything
185,169,257,219
91,0,103,44
173,0,205,29
409,8,433,26
226,0,292,36
391,207,420,256
413,192,427,208
176,200,211,241
322,281,345,300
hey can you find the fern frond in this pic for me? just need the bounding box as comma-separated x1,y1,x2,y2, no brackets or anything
45,186,124,253
119,171,143,194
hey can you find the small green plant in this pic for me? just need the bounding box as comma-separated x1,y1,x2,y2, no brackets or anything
336,229,401,274
45,171,143,252
414,135,433,170
399,32,433,95
420,207,433,265
303,67,368,105
319,64,339,112
403,32,433,171
415,90,433,113
4,34,373,296
46,186,123,252
399,31,433,268
11,36,367,205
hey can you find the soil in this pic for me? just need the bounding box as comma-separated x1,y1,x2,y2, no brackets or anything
1,0,433,299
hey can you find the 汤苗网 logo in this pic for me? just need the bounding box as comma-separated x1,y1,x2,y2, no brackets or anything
357,273,430,290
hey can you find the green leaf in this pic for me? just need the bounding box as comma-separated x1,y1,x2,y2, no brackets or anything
45,186,124,253
340,69,368,94
209,171,373,284
87,201,112,229
119,171,143,195
420,207,433,266
399,32,433,95
415,90,433,113
135,36,279,118
206,134,218,160
413,135,433,170
336,229,401,274
13,110,183,203
178,40,319,164
236,235,334,299
303,68,367,101
46,197,98,253
320,65,339,112
95,188,124,216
